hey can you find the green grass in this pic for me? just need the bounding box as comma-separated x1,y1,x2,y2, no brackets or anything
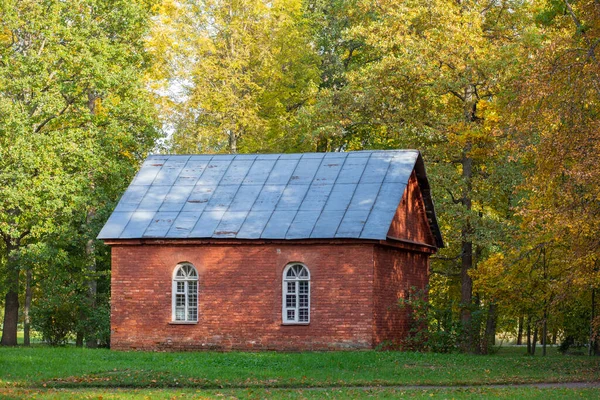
0,387,599,399
0,346,598,390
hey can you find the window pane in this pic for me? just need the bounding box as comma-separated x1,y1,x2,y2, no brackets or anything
299,267,308,278
286,295,296,308
175,307,185,321
287,282,296,293
286,268,296,278
299,281,308,294
299,308,308,322
188,307,197,321
287,310,295,320
299,294,308,308
177,282,185,293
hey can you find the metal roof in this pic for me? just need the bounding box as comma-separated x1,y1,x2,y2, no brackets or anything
98,150,443,246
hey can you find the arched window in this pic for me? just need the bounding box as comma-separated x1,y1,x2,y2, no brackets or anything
172,263,198,322
282,263,310,324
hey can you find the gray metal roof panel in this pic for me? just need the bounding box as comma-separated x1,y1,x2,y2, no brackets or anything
189,210,225,237
143,211,178,238
266,159,299,184
310,210,345,238
167,211,202,238
137,185,171,211
289,158,320,185
299,184,333,212
98,150,442,247
261,210,296,239
98,211,133,238
181,185,216,213
360,182,407,240
348,183,382,211
385,151,419,183
322,183,355,212
175,160,211,186
196,161,230,185
359,156,390,184
131,156,168,185
243,160,276,185
236,210,272,238
286,211,321,239
229,184,263,211
113,185,150,212
205,185,239,211
336,156,369,184
252,185,286,211
119,211,155,239
276,184,310,211
335,210,370,238
152,157,188,186
159,185,195,212
221,160,253,185
214,211,248,238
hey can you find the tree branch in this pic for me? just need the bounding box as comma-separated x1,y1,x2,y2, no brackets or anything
34,99,74,133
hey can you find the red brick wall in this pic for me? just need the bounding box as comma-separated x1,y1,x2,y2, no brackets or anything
110,243,376,351
387,171,436,247
373,245,429,347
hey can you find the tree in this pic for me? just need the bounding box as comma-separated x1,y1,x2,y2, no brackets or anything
302,0,533,352
500,0,600,353
0,0,160,346
149,0,320,154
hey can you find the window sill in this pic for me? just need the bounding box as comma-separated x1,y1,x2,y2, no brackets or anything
169,321,198,325
281,322,310,326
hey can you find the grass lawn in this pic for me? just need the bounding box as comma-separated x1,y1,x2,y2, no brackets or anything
0,346,598,391
1,387,600,399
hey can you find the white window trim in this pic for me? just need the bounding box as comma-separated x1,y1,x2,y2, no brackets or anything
282,263,310,325
172,263,199,323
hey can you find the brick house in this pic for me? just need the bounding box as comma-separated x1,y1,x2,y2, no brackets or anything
98,150,443,351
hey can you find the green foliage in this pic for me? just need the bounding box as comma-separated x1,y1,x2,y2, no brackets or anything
79,302,111,348
398,287,462,353
150,0,320,154
0,0,160,345
30,291,79,347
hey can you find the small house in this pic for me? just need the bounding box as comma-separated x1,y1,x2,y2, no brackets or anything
98,150,443,351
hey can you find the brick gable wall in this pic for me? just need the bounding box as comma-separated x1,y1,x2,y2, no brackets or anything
387,171,436,247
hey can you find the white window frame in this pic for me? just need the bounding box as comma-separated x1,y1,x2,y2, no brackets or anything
282,263,310,324
172,263,198,323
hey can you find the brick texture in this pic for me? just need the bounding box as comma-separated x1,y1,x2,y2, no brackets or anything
111,243,376,351
387,171,436,247
373,245,428,346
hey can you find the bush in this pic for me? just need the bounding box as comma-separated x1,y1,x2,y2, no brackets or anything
31,291,79,346
398,287,462,353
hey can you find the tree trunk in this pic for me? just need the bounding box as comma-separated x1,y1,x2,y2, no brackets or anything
460,143,474,352
526,316,532,355
517,316,524,345
590,288,596,356
532,325,538,356
228,129,237,154
23,269,32,346
483,302,497,354
85,209,98,349
1,246,20,346
542,310,548,356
